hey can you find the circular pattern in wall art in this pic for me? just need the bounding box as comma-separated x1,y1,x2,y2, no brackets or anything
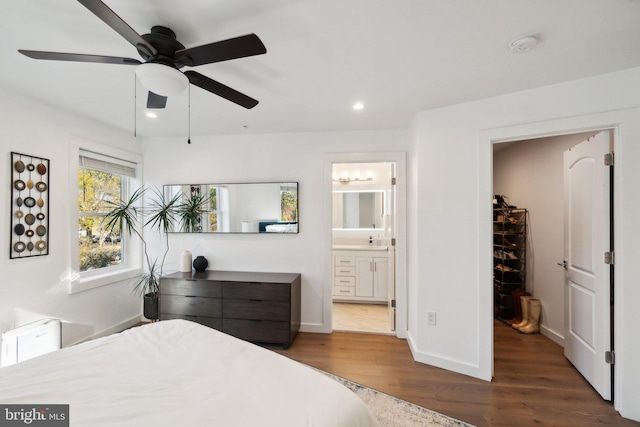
10,152,50,259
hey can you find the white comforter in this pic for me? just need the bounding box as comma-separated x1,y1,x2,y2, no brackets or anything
0,320,379,427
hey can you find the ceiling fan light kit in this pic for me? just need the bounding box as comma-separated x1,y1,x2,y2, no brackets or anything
18,0,266,111
136,63,188,97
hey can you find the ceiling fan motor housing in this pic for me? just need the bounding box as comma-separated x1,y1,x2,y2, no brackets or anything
138,26,186,68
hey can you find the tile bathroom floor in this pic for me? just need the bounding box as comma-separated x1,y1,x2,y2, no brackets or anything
332,302,394,335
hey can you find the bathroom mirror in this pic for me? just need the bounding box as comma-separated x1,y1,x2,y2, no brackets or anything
163,182,298,233
332,191,384,229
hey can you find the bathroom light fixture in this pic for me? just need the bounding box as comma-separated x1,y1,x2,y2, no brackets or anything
509,35,538,53
353,102,364,110
332,176,373,184
135,63,189,97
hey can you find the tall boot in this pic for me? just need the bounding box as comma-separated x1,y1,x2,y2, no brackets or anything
512,295,532,329
506,290,530,325
519,299,541,334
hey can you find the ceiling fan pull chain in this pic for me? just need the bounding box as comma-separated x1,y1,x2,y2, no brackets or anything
187,85,191,145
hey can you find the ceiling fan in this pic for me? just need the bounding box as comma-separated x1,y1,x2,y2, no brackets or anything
18,0,267,110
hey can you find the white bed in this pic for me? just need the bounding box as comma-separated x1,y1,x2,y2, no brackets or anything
0,319,379,426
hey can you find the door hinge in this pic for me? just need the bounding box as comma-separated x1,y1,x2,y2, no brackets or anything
391,238,396,246
605,350,615,365
604,152,614,166
604,251,615,265
391,177,397,185
391,299,396,308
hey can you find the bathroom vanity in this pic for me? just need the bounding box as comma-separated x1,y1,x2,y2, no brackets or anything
332,246,389,303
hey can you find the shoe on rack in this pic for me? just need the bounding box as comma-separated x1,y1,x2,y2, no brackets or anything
504,251,518,260
502,237,517,247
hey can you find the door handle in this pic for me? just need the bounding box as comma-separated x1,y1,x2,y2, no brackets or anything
557,260,567,269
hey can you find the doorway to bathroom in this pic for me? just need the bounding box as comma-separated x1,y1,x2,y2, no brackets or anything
331,160,399,335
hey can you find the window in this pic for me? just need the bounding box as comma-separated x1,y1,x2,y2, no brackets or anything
78,151,135,273
209,186,229,232
280,184,298,222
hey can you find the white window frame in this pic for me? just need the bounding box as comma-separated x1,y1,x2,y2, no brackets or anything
68,140,143,294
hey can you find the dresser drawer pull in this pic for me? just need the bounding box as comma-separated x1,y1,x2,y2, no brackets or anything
249,299,263,302
339,290,350,293
338,280,351,284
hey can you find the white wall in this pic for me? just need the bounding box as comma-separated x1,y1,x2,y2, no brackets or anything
141,131,409,331
411,66,640,421
493,131,598,344
0,85,143,350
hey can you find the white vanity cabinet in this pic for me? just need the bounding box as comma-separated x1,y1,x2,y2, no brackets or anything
333,247,388,302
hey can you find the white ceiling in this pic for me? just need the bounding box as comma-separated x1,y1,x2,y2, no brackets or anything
2,0,640,138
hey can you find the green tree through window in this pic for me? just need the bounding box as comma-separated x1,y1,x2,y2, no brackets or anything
78,169,123,271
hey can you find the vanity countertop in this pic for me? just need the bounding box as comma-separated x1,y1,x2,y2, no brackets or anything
333,245,389,252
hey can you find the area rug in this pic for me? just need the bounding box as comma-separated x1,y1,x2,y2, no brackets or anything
319,370,474,427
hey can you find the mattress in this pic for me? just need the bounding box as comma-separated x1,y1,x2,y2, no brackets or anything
0,319,379,426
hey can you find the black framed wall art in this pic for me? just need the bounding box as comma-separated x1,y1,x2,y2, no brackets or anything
10,152,50,259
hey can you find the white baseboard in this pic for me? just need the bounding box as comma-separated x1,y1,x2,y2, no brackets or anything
300,322,331,334
540,324,564,347
406,331,491,381
70,315,143,346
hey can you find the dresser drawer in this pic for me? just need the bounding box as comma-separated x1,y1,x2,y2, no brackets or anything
223,319,290,344
334,256,355,267
222,282,289,302
160,295,222,317
223,299,289,322
160,313,222,329
335,266,356,276
334,276,355,287
160,279,222,298
334,285,355,297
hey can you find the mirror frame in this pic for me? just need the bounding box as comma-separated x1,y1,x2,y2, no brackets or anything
163,182,299,234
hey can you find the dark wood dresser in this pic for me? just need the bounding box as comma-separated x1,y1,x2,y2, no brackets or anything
159,270,301,348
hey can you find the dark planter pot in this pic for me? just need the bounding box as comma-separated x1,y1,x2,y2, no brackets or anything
143,292,159,320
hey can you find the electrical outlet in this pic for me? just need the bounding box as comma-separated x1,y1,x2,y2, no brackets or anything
427,311,437,325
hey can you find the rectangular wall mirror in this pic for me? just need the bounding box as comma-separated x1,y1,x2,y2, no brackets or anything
332,191,384,229
163,182,298,233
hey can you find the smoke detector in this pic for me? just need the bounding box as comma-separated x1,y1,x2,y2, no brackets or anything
509,36,538,53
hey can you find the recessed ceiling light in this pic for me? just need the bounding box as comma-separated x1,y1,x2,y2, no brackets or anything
353,102,364,110
145,111,158,118
509,35,538,53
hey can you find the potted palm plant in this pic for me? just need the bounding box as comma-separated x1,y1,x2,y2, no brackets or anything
102,186,208,320
177,190,210,233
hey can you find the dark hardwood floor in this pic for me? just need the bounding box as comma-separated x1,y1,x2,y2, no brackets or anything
272,320,639,427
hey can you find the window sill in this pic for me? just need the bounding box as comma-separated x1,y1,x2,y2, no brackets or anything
69,266,142,294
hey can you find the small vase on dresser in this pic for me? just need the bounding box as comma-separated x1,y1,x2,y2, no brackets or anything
193,256,208,272
180,250,192,273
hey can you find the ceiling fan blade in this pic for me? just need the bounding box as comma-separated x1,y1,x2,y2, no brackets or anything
176,34,266,67
18,50,141,65
77,0,157,57
147,91,167,109
184,71,258,109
